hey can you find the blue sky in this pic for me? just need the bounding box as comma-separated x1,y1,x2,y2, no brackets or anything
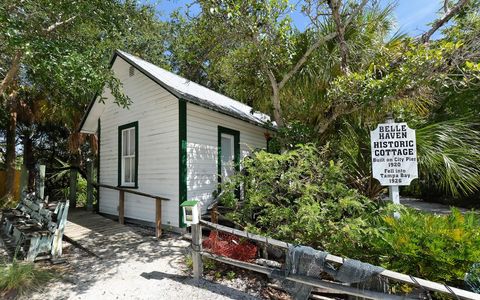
149,0,442,37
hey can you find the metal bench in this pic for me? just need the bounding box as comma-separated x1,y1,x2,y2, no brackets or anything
1,194,69,261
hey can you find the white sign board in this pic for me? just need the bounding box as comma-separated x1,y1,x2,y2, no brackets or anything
371,122,418,186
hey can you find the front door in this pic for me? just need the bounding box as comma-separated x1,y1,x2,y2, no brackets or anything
218,126,239,184
221,133,235,179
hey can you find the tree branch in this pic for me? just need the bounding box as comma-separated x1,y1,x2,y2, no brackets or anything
278,0,368,89
344,0,369,28
420,0,470,44
315,104,362,135
329,0,349,73
278,32,337,90
44,15,77,33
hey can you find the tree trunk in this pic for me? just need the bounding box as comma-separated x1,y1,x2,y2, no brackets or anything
0,52,22,95
5,98,18,201
271,84,284,128
23,131,35,192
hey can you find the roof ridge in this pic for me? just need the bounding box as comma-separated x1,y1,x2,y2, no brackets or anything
116,50,257,113
115,49,273,128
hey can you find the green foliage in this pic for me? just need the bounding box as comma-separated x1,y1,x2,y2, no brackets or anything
416,119,480,198
0,261,54,295
184,254,193,270
267,121,315,152
368,206,480,287
220,144,377,249
203,258,217,271
336,118,480,200
226,270,236,280
221,147,480,287
337,119,383,198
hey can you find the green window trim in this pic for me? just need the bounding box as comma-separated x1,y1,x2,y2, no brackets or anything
217,126,240,186
179,100,187,228
118,121,139,188
96,118,101,212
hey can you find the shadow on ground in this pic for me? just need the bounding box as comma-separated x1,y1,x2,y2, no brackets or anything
140,271,258,300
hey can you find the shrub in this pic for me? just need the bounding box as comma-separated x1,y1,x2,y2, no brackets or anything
368,206,480,287
220,144,378,250
0,261,54,296
220,144,480,289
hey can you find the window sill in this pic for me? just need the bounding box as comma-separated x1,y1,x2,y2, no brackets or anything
117,185,138,189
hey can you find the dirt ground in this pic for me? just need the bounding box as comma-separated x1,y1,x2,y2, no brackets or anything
9,229,267,300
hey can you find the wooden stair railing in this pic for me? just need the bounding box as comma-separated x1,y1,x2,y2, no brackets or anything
94,183,169,238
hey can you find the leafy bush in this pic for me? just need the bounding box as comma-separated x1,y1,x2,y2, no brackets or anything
220,144,480,289
0,261,54,296
369,206,480,287
220,144,378,250
266,121,315,153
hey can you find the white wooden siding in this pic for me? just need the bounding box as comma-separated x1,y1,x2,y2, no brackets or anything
99,57,180,227
186,103,267,211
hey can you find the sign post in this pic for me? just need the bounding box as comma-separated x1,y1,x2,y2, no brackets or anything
371,117,418,215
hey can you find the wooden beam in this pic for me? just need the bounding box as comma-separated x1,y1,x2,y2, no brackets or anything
96,183,169,201
119,190,125,225
155,198,162,238
199,220,480,300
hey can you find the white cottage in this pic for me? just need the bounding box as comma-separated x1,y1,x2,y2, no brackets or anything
80,50,272,230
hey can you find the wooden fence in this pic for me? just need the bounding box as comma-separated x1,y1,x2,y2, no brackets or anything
191,219,480,300
0,170,21,201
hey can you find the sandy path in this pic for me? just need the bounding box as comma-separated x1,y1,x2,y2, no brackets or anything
21,236,261,300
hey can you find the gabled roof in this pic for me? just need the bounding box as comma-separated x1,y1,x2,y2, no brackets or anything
79,50,273,133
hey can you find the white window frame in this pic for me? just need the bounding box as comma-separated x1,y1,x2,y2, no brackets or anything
119,122,138,187
220,133,235,179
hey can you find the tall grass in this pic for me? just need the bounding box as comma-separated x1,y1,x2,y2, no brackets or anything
0,260,54,295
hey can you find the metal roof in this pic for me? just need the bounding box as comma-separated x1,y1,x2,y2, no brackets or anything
118,50,272,127
79,50,274,133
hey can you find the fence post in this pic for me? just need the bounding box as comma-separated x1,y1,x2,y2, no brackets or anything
155,198,162,238
86,161,93,211
19,165,28,200
119,190,125,224
69,168,77,208
38,165,46,200
192,222,203,280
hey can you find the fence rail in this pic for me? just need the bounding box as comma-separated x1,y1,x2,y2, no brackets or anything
194,219,480,300
95,183,169,238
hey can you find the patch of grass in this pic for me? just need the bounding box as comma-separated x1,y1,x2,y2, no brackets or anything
203,257,216,271
226,271,236,281
0,260,54,295
184,254,193,270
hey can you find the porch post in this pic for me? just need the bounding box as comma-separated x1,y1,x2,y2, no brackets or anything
155,198,162,238
86,161,93,211
69,168,77,208
119,190,125,224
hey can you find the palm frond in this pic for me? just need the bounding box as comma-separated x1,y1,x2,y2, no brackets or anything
416,119,480,197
